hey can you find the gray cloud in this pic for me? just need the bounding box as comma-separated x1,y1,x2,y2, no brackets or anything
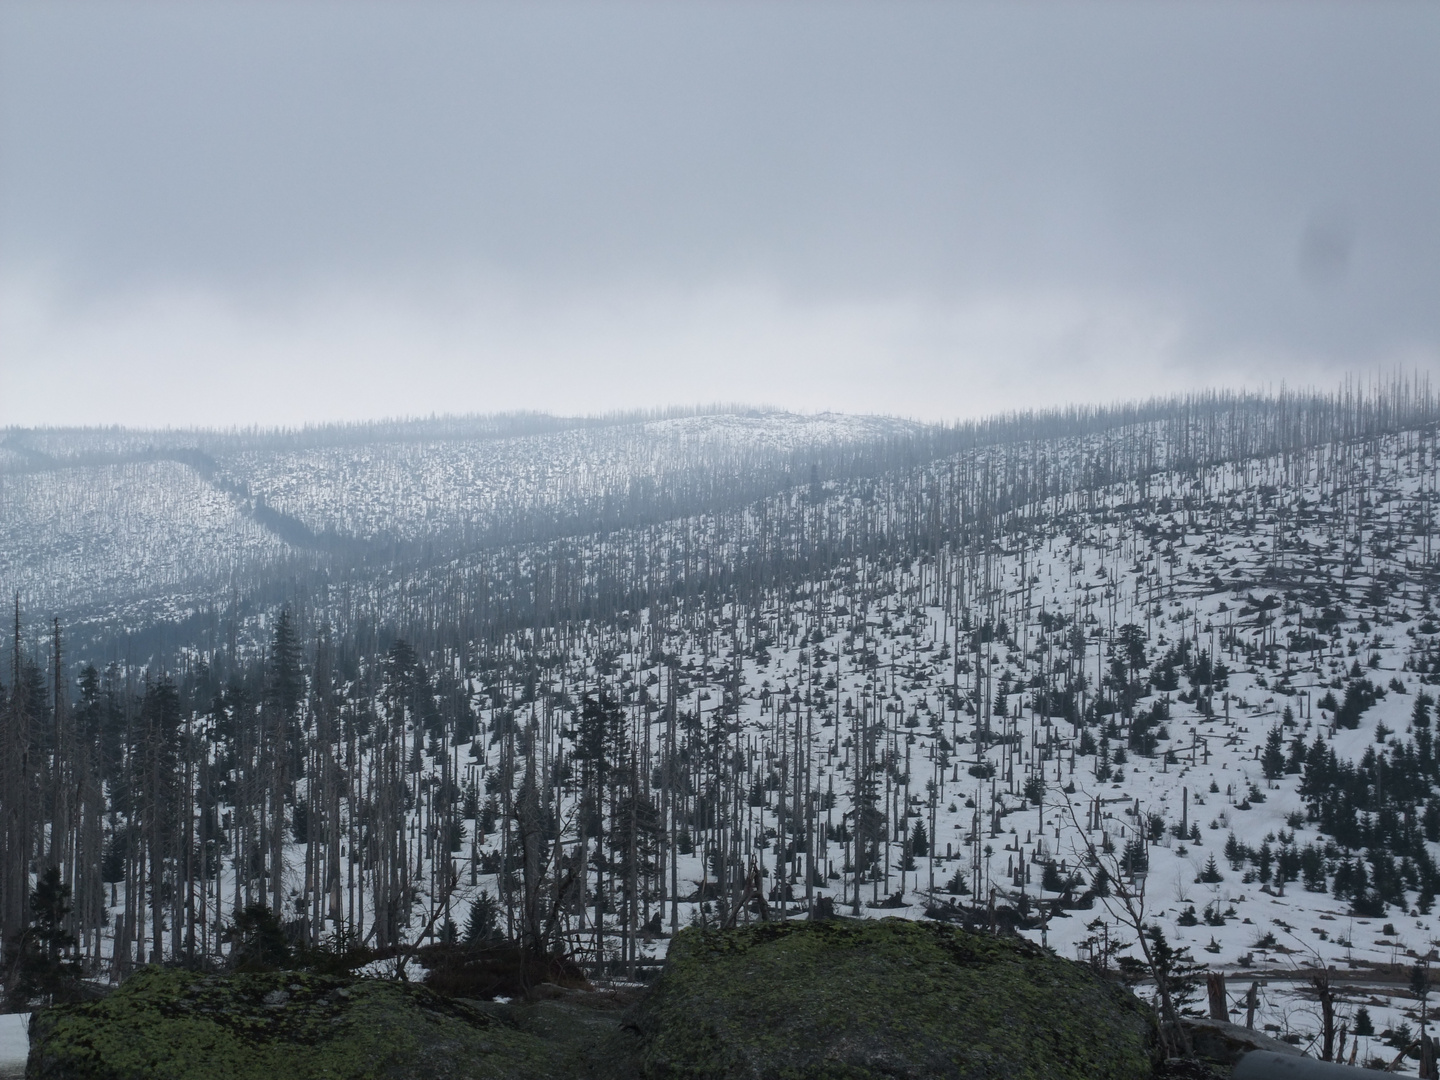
1,1,1436,426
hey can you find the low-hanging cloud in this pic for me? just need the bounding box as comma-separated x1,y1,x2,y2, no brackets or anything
4,269,1409,429
1,2,1437,427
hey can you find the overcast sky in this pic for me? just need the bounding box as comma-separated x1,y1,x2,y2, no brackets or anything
1,1,1436,428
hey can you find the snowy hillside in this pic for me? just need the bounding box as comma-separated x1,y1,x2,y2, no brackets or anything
7,388,1440,1070
0,410,918,613
215,411,919,544
386,421,1439,1064
0,459,286,615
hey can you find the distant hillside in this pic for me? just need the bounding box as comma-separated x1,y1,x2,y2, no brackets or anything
0,410,922,617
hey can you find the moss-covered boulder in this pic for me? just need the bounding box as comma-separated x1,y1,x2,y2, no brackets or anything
25,966,574,1080
29,923,1159,1080
626,918,1157,1080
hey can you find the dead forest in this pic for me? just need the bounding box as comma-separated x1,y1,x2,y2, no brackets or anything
6,380,1440,1009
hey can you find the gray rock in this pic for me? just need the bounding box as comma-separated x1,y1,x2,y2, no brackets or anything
1232,1049,1388,1078
1179,1018,1306,1067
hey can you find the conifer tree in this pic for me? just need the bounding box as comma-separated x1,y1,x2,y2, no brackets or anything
11,867,82,1006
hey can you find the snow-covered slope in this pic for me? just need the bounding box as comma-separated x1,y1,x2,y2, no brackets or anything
0,459,286,614
0,411,918,612
217,412,917,544
391,423,1439,1064
12,398,1440,1070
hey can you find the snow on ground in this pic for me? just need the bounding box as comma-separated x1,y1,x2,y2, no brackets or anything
17,414,1440,1069
0,1013,29,1079
0,458,286,613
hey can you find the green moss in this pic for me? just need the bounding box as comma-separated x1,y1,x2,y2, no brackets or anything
629,919,1157,1080
27,967,569,1080
29,924,1158,1080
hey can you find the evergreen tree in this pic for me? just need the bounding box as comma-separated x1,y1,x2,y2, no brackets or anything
1414,692,1434,731
223,904,292,972
1285,734,1308,774
10,867,83,1007
909,820,928,858
1121,839,1148,876
464,890,502,945
1257,842,1273,883
1224,832,1244,869
267,609,305,721
1143,923,1205,1014
1355,1006,1375,1037
1262,725,1286,782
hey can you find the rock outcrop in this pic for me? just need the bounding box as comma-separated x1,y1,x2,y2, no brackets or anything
25,967,580,1080
1178,1018,1306,1069
28,920,1160,1080
625,918,1158,1080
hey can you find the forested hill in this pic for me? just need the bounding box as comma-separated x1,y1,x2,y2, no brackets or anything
7,379,1440,1061
3,387,1430,635
1,408,925,623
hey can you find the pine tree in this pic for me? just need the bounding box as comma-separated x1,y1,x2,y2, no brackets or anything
267,609,305,721
222,904,292,972
1200,855,1223,883
1355,1006,1375,1037
1414,693,1434,730
1143,923,1206,1015
464,890,501,945
1224,833,1245,868
1262,725,1286,782
1285,734,1308,774
11,867,82,1007
909,820,928,858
